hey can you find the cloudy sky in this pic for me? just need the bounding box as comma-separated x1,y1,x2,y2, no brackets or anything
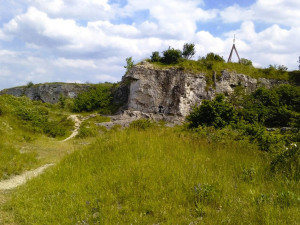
0,0,299,90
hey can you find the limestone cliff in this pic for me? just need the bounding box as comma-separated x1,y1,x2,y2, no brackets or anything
119,61,287,117
0,83,90,103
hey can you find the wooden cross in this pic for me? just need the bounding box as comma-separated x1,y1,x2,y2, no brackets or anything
227,34,241,63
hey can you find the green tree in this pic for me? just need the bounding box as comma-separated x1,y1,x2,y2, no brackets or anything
150,51,161,62
205,52,225,62
58,94,66,109
182,43,196,59
161,47,182,64
124,57,134,73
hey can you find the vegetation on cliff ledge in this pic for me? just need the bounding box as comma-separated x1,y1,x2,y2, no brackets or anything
147,44,294,82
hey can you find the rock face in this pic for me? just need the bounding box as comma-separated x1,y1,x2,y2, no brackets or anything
119,61,287,117
0,83,90,103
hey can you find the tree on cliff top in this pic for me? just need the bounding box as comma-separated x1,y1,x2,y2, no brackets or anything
161,47,182,64
182,43,196,59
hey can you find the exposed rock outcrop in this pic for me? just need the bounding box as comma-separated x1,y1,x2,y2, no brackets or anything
0,83,90,103
96,110,183,129
118,61,287,117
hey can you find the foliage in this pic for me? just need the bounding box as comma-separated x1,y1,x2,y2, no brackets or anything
150,51,161,62
43,116,74,138
0,95,74,138
270,145,299,181
241,85,300,127
161,47,182,64
124,56,134,73
150,51,290,81
26,81,34,88
73,83,113,113
7,128,299,224
182,43,196,59
58,94,66,109
187,94,237,129
240,58,253,66
288,70,300,85
204,52,225,62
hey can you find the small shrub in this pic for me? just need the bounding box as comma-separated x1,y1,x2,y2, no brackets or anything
58,94,66,109
240,58,253,66
193,183,222,208
275,190,298,208
43,116,74,138
124,56,134,73
241,167,256,182
76,120,99,138
240,122,283,152
270,145,299,180
26,81,34,88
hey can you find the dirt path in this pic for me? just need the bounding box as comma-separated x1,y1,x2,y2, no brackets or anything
0,115,81,191
62,115,82,142
0,164,54,191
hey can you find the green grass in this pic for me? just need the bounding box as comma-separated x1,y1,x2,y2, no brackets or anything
76,115,110,138
6,126,299,224
150,60,289,81
0,95,76,180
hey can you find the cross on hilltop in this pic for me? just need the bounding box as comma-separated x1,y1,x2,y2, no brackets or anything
227,34,241,63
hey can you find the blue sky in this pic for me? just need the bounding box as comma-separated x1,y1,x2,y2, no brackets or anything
0,0,299,90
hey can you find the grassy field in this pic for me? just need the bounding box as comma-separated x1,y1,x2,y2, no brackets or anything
4,126,299,225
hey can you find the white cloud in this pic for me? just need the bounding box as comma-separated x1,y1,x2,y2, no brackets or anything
95,74,119,82
0,0,300,90
54,58,98,69
123,0,218,39
26,0,113,20
220,0,300,27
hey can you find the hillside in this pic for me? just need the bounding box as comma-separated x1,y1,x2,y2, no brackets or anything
0,57,299,224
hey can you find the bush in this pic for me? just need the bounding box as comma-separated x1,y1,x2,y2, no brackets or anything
73,83,113,113
150,51,161,62
187,94,237,129
124,57,134,73
26,81,34,88
240,58,253,66
161,47,182,64
241,85,299,127
43,116,74,138
270,145,299,180
238,122,283,152
205,52,225,62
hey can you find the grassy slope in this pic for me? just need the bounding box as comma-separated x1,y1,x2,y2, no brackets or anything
0,95,75,180
6,127,299,225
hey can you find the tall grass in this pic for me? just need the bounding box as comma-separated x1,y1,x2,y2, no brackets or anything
6,127,299,224
0,95,76,181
